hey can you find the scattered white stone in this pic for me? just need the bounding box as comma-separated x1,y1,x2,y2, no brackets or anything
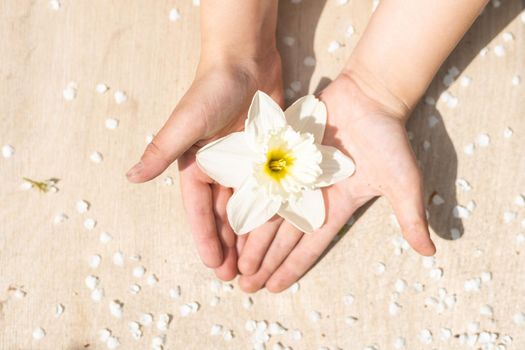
90,151,103,163
422,256,435,269
289,282,300,293
413,282,425,293
109,300,123,318
516,233,525,244
440,90,458,108
389,302,402,316
105,118,119,130
419,329,433,344
95,83,109,94
180,302,199,316
146,274,159,286
394,337,406,349
494,44,505,57
128,321,142,340
245,320,257,333
53,213,68,225
49,0,60,10
91,287,104,301
432,194,445,206
453,205,470,219
54,303,65,317
346,24,355,38
374,262,386,274
503,211,517,224
327,41,342,53
479,47,489,56
440,328,452,341
156,313,171,331
2,144,14,158
289,329,303,340
62,82,77,101
512,312,525,325
514,194,525,207
163,176,174,186
106,336,120,349
464,143,475,155
466,200,476,212
85,275,99,290
140,313,153,326
502,32,514,42
99,328,111,342
464,277,482,292
430,268,444,280
89,254,101,268
112,251,124,266
114,90,127,104
423,140,431,150
309,310,321,322
282,36,296,46
424,96,436,105
210,324,223,336
503,127,513,138
334,0,348,5
14,288,26,299
75,200,90,213
303,56,316,67
32,327,46,340
476,133,491,147
145,133,154,144
268,322,286,335
169,8,181,22
132,266,146,278
455,178,472,192
128,284,141,294
242,296,253,309
512,75,521,86
394,279,407,293
343,294,354,305
223,329,234,341
169,286,181,299
481,271,492,283
460,76,472,87
209,295,220,306
83,218,97,230
427,115,439,128
192,0,200,6
480,304,494,317
100,231,112,243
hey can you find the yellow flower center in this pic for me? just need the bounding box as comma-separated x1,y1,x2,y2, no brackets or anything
264,148,294,182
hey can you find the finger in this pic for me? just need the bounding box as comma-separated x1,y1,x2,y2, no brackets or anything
265,190,357,293
126,103,207,183
211,184,238,281
237,216,283,275
179,160,223,268
387,171,436,256
236,234,248,256
239,221,303,293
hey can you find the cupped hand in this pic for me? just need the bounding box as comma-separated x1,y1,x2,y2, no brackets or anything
126,54,283,280
238,72,436,293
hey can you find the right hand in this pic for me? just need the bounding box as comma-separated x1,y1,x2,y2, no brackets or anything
126,53,284,280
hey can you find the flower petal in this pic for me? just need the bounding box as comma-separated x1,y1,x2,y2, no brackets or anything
245,91,286,144
227,177,281,235
316,144,356,187
278,189,325,233
196,132,256,188
284,95,327,143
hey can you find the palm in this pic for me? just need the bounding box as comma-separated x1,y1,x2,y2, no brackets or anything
238,74,435,293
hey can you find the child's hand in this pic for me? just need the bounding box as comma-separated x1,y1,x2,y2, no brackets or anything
238,72,436,293
126,54,283,280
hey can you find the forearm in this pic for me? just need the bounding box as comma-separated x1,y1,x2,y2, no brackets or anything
200,0,279,63
345,0,488,118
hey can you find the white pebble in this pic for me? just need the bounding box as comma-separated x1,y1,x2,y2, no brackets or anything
502,32,514,42
112,251,124,266
109,300,123,318
269,322,286,335
91,287,104,301
245,320,257,333
432,194,445,206
503,127,513,138
327,41,341,53
453,205,470,219
179,304,192,317
455,178,472,192
129,284,141,294
89,254,101,268
85,275,99,290
105,118,119,130
514,194,525,207
13,288,26,299
394,337,406,349
90,151,103,163
394,279,407,293
512,312,525,325
96,83,109,94
210,324,223,336
476,133,490,147
62,82,77,101
49,0,60,10
512,75,521,86
76,200,90,213
282,36,296,46
516,233,525,244
223,329,234,341
99,328,111,342
463,143,475,155
209,295,220,306
100,231,112,243
481,271,492,283
242,296,253,309
32,327,46,340
53,213,68,225
375,262,386,274
464,277,481,292
460,76,472,87
53,303,64,317
289,282,300,293
163,176,174,186
493,44,505,57
440,328,452,340
334,0,348,5
2,144,14,158
389,302,402,316
303,56,316,67
156,313,171,331
169,8,181,22
289,329,303,340
479,47,489,56
343,294,354,305
480,304,494,316
427,115,439,128
132,266,146,278
114,90,127,104
83,218,97,230
503,211,517,224
147,274,159,286
346,24,355,38
309,310,321,322
419,329,433,344
140,313,153,326
430,268,443,280
106,336,120,349
169,286,181,299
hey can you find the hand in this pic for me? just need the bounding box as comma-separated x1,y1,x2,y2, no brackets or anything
238,71,436,293
126,53,284,280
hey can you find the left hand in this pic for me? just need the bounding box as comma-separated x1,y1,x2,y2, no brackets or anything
237,72,436,293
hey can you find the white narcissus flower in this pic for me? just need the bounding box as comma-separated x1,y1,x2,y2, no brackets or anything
196,91,355,234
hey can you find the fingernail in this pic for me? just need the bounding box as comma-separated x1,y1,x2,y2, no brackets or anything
126,161,144,178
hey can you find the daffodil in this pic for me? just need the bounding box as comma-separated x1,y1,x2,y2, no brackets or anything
196,91,355,234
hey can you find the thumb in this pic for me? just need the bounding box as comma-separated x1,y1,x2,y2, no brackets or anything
387,173,436,256
126,105,206,183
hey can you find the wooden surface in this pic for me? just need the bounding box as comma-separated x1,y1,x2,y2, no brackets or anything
1,1,525,349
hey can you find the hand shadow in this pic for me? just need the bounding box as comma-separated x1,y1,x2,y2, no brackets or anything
277,0,524,252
